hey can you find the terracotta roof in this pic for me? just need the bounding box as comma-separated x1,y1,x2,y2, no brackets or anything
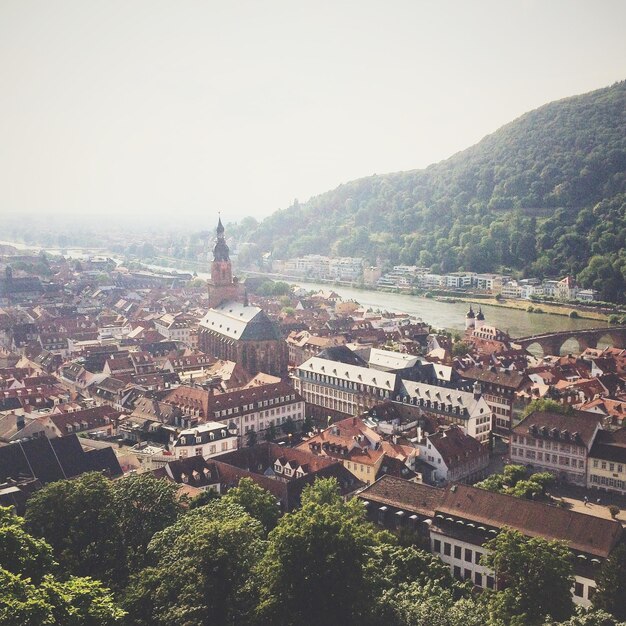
427,425,487,468
437,483,622,558
209,381,301,416
164,385,211,417
513,410,602,448
47,405,120,434
461,366,525,389
358,475,445,517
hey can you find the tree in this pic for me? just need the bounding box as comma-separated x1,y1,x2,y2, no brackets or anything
123,499,265,626
364,542,476,623
112,473,181,571
380,580,489,626
264,423,277,442
545,606,626,625
301,414,314,435
0,507,124,626
188,488,221,509
25,473,125,587
594,543,626,620
452,340,472,357
0,569,125,626
255,478,391,626
246,429,258,447
222,478,280,533
0,506,55,583
481,528,574,625
522,398,573,418
282,417,297,436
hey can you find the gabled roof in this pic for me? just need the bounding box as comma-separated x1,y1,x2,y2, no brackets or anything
199,301,282,341
298,356,396,391
47,405,120,434
367,348,420,371
460,365,525,389
174,421,234,447
427,425,487,467
589,428,626,463
0,434,122,484
358,475,445,517
437,483,621,558
513,410,602,448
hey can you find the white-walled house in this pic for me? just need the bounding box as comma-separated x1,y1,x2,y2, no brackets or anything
172,421,238,460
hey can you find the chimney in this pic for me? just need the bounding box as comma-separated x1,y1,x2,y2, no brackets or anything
16,413,25,431
473,381,482,400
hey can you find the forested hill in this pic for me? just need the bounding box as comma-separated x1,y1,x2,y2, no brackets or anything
247,80,626,301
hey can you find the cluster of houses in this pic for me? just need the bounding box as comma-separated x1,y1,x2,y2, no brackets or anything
264,257,599,302
374,266,599,301
1,220,625,609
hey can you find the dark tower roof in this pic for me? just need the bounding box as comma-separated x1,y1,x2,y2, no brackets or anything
213,217,230,262
466,305,475,319
476,307,485,321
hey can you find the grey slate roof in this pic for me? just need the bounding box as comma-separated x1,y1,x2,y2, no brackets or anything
200,301,282,341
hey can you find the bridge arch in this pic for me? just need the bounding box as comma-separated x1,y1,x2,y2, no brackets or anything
596,332,615,350
524,341,547,358
559,336,587,355
517,326,626,357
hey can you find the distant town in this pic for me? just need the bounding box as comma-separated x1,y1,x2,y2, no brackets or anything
269,254,599,302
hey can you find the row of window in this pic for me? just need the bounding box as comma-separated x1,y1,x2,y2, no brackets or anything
512,435,583,454
243,413,303,433
433,540,483,565
214,395,297,418
589,474,626,489
345,461,371,474
592,460,624,473
512,449,585,468
301,371,388,394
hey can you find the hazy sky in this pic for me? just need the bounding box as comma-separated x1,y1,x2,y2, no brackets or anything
1,0,626,229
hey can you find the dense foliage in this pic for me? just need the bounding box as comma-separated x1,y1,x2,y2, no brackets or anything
482,528,574,625
249,81,626,301
594,543,626,620
6,475,626,625
475,464,555,500
0,506,124,626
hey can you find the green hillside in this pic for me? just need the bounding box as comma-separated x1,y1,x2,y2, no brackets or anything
249,80,626,301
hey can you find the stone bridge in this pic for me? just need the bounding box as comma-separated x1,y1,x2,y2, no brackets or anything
513,326,626,356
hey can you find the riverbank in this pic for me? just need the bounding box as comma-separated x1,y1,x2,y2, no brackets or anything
433,295,610,323
242,270,612,323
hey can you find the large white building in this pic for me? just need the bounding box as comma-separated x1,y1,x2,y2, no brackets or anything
359,476,623,609
399,380,493,445
293,356,398,418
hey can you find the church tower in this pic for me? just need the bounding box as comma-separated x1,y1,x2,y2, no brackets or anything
207,217,243,308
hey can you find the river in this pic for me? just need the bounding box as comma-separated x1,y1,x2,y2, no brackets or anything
284,281,607,339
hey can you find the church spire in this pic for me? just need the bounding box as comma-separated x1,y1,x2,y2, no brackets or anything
212,216,230,262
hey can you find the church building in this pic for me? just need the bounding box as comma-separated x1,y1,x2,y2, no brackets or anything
198,219,289,378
